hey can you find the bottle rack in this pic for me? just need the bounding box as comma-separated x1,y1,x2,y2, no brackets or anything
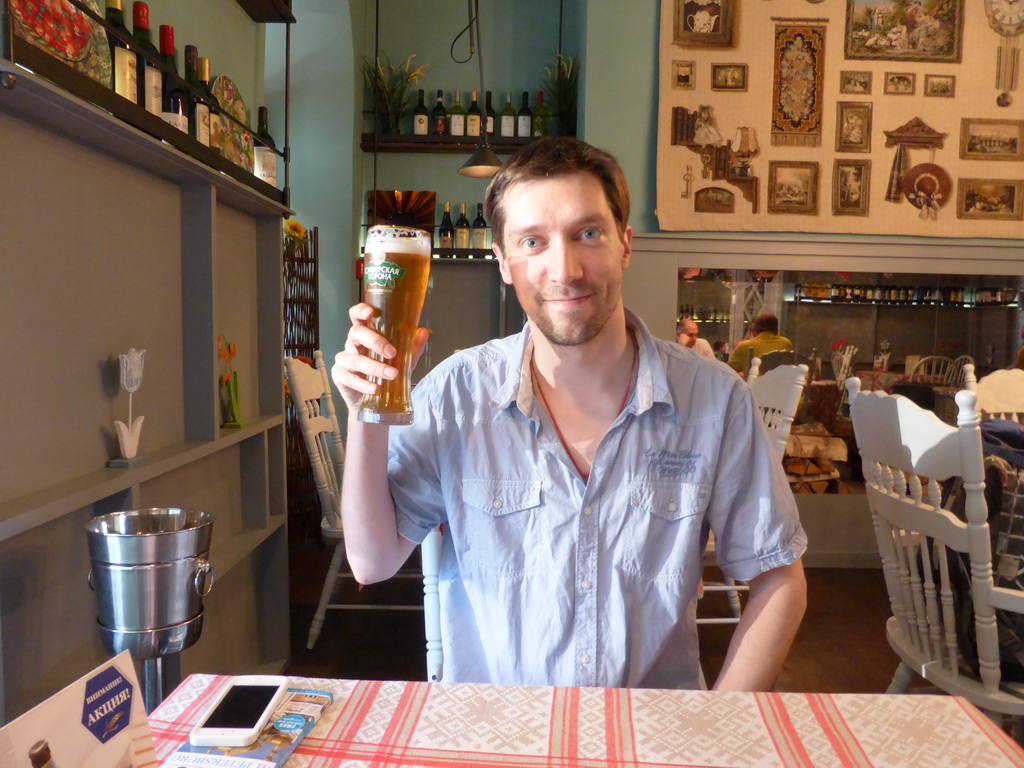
2,0,288,204
791,284,1019,308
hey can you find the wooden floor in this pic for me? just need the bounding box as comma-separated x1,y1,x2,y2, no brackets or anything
285,539,902,693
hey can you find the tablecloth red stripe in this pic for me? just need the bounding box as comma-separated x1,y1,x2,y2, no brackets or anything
806,693,873,768
953,697,1024,764
755,692,816,768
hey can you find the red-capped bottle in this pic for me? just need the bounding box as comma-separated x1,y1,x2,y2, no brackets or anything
158,25,187,133
132,2,162,116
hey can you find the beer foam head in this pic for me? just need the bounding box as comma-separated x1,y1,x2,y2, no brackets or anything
366,225,431,256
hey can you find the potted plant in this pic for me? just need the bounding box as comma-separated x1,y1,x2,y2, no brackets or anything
361,54,426,134
542,53,579,137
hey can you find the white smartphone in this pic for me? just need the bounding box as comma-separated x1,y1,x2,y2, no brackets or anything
189,675,289,747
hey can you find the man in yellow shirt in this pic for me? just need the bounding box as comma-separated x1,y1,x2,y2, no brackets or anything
728,313,793,375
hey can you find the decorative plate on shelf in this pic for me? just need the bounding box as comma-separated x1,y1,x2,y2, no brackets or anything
211,74,254,173
11,0,112,87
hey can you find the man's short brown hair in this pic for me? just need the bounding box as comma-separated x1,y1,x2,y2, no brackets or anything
751,313,780,335
484,137,631,252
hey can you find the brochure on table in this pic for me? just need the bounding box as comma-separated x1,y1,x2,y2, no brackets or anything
0,650,156,768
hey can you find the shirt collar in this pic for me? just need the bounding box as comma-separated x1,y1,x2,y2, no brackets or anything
490,309,673,418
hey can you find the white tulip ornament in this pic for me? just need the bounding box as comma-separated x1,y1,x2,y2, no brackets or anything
114,348,146,462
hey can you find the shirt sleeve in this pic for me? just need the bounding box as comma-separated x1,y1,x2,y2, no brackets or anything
387,381,449,545
705,380,807,581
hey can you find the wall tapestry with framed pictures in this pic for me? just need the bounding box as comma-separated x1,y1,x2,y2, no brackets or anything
655,0,1024,237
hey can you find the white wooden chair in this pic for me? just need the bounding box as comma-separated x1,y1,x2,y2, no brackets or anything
949,354,975,388
846,377,1024,733
967,365,1024,423
285,353,441,675
908,354,955,383
699,360,808,625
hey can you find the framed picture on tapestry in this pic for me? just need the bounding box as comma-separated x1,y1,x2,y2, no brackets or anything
832,159,871,216
673,0,734,47
835,102,872,153
839,71,872,94
711,63,747,91
672,60,696,90
883,72,916,95
959,118,1024,161
957,179,1024,221
924,74,956,98
768,161,819,215
694,187,735,213
844,0,964,63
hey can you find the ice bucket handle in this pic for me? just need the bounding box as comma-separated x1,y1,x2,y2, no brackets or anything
87,567,95,591
193,558,214,597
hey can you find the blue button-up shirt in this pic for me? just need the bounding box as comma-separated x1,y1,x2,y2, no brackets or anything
390,310,806,688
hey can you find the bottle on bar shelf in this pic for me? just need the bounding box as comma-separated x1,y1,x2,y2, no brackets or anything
531,90,551,137
430,89,447,135
466,90,481,137
132,1,161,116
449,90,466,137
454,202,471,249
254,106,277,186
484,90,495,136
105,0,138,102
412,89,429,136
184,45,210,146
472,203,489,250
437,201,455,249
516,91,531,138
500,91,516,138
158,25,187,133
198,56,221,155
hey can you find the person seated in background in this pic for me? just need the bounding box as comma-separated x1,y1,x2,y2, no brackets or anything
727,313,793,375
713,340,729,362
676,317,714,358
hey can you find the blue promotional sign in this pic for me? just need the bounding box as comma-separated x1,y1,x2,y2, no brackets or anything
81,664,134,744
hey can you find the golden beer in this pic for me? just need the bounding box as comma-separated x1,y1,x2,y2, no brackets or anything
358,225,432,425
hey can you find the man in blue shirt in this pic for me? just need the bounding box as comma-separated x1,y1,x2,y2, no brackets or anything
332,137,806,691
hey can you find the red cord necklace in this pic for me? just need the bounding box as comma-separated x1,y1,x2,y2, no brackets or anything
532,334,638,481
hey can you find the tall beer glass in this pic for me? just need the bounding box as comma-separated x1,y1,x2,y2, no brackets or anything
358,225,432,425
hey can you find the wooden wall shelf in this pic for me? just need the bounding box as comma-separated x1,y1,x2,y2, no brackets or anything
235,0,295,23
361,133,535,155
679,142,758,214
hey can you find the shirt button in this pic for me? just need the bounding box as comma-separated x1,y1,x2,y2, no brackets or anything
581,579,592,590
580,653,590,665
583,506,593,516
668,502,678,512
492,499,503,509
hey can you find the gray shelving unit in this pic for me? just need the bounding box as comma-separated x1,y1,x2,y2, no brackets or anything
0,57,289,722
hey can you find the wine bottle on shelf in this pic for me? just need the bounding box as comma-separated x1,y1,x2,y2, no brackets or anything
449,90,466,137
198,56,221,155
471,203,489,250
500,90,516,138
466,90,481,137
484,90,495,136
184,45,210,146
455,202,471,249
438,201,455,249
412,89,429,136
430,89,447,135
516,91,531,138
158,25,187,133
254,106,277,186
132,1,161,116
531,90,551,137
105,0,138,102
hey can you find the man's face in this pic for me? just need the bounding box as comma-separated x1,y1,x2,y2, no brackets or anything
493,173,632,347
676,321,698,348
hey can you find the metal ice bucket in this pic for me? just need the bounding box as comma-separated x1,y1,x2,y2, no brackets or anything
86,508,214,631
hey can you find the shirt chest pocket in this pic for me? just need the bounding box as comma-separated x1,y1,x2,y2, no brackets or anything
459,478,544,580
626,480,710,581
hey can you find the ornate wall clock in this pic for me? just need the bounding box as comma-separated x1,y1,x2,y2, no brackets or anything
985,0,1024,106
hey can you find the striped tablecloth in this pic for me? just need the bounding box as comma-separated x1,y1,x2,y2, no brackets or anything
149,675,1024,767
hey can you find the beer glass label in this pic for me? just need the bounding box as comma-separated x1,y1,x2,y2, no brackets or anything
364,259,407,291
